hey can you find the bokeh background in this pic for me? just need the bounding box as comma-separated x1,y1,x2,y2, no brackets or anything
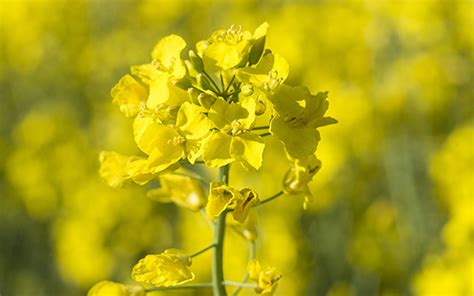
0,0,473,295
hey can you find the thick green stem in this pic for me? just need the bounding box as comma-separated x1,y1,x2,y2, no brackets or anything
213,165,230,295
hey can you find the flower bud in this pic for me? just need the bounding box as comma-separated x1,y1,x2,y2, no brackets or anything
187,88,200,104
197,92,216,109
241,84,254,96
196,73,212,91
172,76,192,89
255,97,266,115
188,50,204,73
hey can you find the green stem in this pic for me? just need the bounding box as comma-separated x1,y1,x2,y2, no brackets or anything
258,132,271,137
190,243,216,258
145,283,213,292
231,240,256,296
252,126,269,131
203,71,222,93
258,191,284,206
222,281,257,288
213,165,230,296
224,75,236,93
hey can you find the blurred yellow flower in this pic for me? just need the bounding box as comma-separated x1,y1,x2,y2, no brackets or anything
146,173,206,211
248,260,281,295
88,280,145,296
283,155,321,208
99,151,139,188
131,249,195,287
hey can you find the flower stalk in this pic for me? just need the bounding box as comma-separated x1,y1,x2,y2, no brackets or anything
212,165,230,296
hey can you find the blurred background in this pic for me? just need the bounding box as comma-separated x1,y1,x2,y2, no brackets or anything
0,0,472,295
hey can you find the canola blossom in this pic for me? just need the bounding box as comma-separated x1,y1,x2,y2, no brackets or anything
94,22,335,295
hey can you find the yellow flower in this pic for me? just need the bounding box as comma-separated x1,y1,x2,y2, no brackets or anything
197,23,269,72
133,102,212,172
270,84,337,159
146,173,206,211
248,260,281,295
131,249,195,287
150,34,187,78
206,182,259,222
111,75,148,118
202,97,265,170
87,281,145,296
283,155,321,209
233,188,259,223
237,51,289,93
99,151,161,187
98,151,139,188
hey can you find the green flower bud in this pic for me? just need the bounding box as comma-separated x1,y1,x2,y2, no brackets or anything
188,50,204,73
187,88,200,105
248,36,266,65
197,92,217,109
241,84,254,96
196,73,212,91
255,98,266,115
172,76,192,89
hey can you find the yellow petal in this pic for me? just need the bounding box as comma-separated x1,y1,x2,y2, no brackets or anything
87,281,145,296
131,250,194,287
205,182,239,220
201,131,233,167
148,174,206,211
233,188,259,223
151,34,186,70
230,132,265,170
87,281,128,296
99,151,138,188
133,116,181,155
111,75,148,117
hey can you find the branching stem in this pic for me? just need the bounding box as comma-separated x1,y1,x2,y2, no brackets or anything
258,191,284,206
190,243,216,258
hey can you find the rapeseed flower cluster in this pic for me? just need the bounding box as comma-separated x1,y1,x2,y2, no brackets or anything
95,23,335,295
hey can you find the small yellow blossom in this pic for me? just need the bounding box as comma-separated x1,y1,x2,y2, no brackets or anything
248,260,282,295
283,155,321,209
206,182,259,222
99,151,138,188
270,85,336,159
131,249,195,287
205,182,239,219
87,281,145,296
